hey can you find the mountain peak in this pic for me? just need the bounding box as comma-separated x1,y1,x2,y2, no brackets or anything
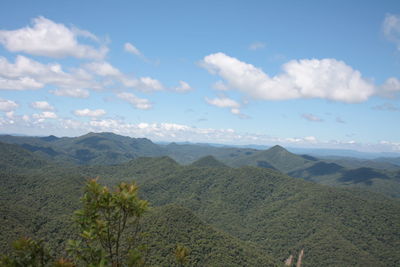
191,155,227,168
39,135,59,142
268,145,289,153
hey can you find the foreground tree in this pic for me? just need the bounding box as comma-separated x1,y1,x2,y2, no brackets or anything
1,179,194,266
67,178,148,267
0,237,52,266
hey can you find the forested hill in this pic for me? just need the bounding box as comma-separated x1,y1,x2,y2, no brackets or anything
2,132,399,198
1,142,400,266
83,157,400,266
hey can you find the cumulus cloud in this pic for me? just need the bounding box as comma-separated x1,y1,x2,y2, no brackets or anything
212,80,229,91
117,92,152,110
301,113,323,122
137,77,164,92
0,16,107,59
201,53,375,103
84,61,164,92
84,61,122,77
0,55,168,95
32,111,57,121
0,55,99,92
205,96,248,118
0,76,43,90
174,81,193,93
378,77,400,98
0,98,18,111
31,101,54,111
124,42,142,56
74,108,106,117
50,88,90,98
206,96,240,109
383,13,400,50
249,42,266,51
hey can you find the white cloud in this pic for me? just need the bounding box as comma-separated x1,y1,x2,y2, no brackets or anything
201,53,375,103
206,96,240,109
137,77,164,92
0,54,166,94
0,76,43,90
84,61,122,77
124,42,142,56
0,98,18,111
213,80,229,91
117,92,152,110
32,111,57,120
0,16,107,59
301,113,323,122
74,108,106,117
205,96,248,117
31,101,54,111
124,42,157,64
379,77,400,98
249,42,266,51
84,61,164,92
383,13,400,50
5,111,15,119
0,55,99,92
50,88,90,98
174,81,193,92
380,140,400,151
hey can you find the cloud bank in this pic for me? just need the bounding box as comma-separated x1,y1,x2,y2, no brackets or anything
0,16,107,59
201,53,376,103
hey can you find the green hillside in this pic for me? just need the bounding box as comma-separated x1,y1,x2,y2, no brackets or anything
1,134,400,266
0,132,166,165
190,155,228,168
0,142,48,170
0,147,278,266
138,204,278,266
83,157,400,267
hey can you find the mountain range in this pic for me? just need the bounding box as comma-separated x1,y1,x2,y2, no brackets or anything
1,134,400,266
1,132,399,198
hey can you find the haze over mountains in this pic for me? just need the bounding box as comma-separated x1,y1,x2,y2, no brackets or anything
1,132,400,266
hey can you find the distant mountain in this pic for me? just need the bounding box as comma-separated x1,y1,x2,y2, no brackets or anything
1,132,399,198
319,156,400,171
190,155,228,168
164,142,258,165
375,156,400,166
0,142,48,170
287,147,400,159
228,145,315,173
0,132,166,165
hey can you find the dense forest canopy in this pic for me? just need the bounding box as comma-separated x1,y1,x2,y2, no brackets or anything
1,133,400,266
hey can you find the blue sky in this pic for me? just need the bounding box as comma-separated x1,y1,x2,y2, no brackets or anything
0,0,399,152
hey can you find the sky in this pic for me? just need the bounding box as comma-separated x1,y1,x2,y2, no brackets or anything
0,0,399,152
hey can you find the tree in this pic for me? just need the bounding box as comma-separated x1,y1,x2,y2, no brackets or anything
0,237,52,266
174,244,190,266
67,178,148,267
